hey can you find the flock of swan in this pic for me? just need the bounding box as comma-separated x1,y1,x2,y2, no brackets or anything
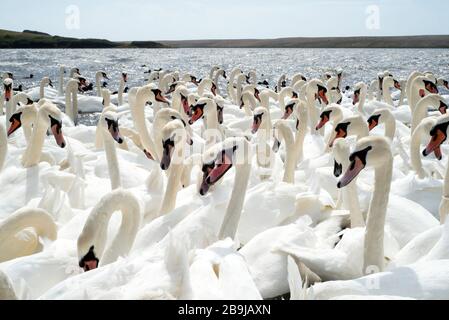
0,64,448,300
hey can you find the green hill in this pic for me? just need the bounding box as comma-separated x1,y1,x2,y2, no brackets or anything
0,29,167,49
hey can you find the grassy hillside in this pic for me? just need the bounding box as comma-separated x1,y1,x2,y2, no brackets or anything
161,35,449,48
0,29,167,49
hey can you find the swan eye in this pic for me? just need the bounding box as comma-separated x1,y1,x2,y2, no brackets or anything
9,112,22,123
317,84,327,93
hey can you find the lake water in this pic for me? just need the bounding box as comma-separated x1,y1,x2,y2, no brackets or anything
1,48,449,91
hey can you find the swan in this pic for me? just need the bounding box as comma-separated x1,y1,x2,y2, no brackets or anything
366,108,396,140
408,75,439,113
272,120,297,184
95,71,109,97
328,114,369,148
158,119,191,216
3,78,14,128
21,102,66,168
57,66,65,96
212,69,227,96
197,78,217,97
77,188,141,271
117,72,127,106
333,138,364,227
131,84,169,162
411,94,447,134
38,77,53,101
97,109,125,190
152,108,191,161
305,79,329,134
0,207,57,263
209,66,220,80
64,78,80,125
381,76,401,106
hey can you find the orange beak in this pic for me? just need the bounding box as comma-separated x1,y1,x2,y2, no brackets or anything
316,115,329,130
423,129,446,159
329,129,347,148
7,118,22,136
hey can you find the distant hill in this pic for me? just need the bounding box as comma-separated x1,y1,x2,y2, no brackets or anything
0,29,167,49
161,35,449,48
1,29,448,49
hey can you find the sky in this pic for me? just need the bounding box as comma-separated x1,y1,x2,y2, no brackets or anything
1,0,448,41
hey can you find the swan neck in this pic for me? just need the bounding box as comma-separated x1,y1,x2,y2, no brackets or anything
218,162,251,240
364,157,392,274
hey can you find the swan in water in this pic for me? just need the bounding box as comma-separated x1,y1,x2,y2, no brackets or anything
95,71,109,97
3,78,15,128
0,207,57,263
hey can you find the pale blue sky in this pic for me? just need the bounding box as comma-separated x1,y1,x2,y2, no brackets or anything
1,0,448,41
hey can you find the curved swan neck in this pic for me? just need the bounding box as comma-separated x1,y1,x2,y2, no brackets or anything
78,189,141,267
364,155,392,274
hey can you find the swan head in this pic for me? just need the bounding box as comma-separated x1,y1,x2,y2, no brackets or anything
101,111,124,144
3,78,13,101
332,138,349,177
415,76,439,98
199,137,249,195
139,85,169,105
78,245,99,272
40,103,66,148
308,80,329,105
96,71,109,80
422,114,449,160
329,115,366,148
175,86,191,116
367,108,393,131
2,72,14,80
41,77,53,88
189,98,209,125
316,104,342,130
122,72,128,83
281,98,298,120
338,136,391,188
160,119,189,170
251,107,266,134
352,82,365,105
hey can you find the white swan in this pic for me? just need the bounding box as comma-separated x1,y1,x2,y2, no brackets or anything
22,102,66,167
64,78,79,125
95,71,109,97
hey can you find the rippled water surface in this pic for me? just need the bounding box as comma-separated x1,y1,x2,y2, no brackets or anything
1,48,448,92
